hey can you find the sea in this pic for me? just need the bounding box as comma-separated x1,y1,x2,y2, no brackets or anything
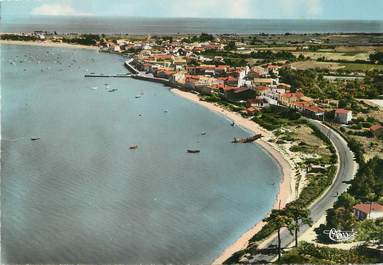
1,44,281,263
2,16,383,34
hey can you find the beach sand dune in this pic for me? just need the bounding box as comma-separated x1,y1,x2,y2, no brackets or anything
0,40,98,50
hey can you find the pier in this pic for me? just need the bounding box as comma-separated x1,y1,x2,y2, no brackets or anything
124,59,140,74
84,58,179,87
124,59,173,85
83,59,174,87
84,74,133,78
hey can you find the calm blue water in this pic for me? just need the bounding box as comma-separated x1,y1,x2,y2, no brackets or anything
1,44,281,264
2,17,383,34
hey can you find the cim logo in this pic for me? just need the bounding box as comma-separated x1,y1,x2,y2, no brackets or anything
323,228,357,242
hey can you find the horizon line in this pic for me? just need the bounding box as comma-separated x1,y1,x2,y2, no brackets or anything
5,15,383,22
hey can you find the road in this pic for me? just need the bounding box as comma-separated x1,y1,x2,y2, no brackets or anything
250,120,356,263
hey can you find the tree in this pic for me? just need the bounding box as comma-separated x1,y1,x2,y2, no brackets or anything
263,209,292,261
199,33,214,42
285,202,313,247
298,54,305,61
225,41,236,51
369,52,383,64
334,192,357,209
349,157,383,201
338,99,348,108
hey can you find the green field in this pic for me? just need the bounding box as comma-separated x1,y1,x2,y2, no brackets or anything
341,63,383,71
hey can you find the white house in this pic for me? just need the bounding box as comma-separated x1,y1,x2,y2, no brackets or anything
238,68,249,87
353,203,383,220
334,109,352,124
142,43,152,50
169,72,186,84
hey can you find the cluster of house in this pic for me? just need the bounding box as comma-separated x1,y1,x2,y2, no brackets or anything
99,38,225,54
15,31,48,40
99,39,147,53
118,38,358,124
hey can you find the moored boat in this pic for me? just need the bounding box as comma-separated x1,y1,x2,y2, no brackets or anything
187,149,200,153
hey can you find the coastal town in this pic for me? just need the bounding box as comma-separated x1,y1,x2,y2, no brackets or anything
1,30,383,264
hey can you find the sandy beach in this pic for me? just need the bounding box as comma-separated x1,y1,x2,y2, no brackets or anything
170,89,295,265
0,40,99,50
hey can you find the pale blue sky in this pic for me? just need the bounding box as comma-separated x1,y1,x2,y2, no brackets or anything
2,0,383,20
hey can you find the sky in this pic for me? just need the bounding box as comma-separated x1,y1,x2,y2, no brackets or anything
1,0,383,20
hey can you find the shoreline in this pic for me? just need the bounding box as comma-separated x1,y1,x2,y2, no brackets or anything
0,40,99,50
1,41,294,263
170,89,295,265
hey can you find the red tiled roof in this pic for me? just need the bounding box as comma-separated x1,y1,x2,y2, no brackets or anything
233,87,251,94
304,105,325,113
161,70,175,75
291,101,311,108
353,203,383,214
185,75,203,79
256,86,271,91
153,54,173,59
246,107,258,114
267,64,279,69
369,124,383,132
215,65,229,70
281,92,304,98
195,65,215,69
335,108,351,114
222,85,237,92
218,76,238,82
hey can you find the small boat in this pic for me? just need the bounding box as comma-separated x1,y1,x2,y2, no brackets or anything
91,86,98,90
231,122,235,127
108,88,118,92
201,132,207,135
187,149,200,153
130,144,139,150
135,95,141,98
164,110,169,113
31,137,41,141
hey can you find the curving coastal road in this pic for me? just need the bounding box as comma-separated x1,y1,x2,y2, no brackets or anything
249,120,357,263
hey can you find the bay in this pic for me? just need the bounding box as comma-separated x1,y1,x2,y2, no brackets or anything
1,44,281,264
